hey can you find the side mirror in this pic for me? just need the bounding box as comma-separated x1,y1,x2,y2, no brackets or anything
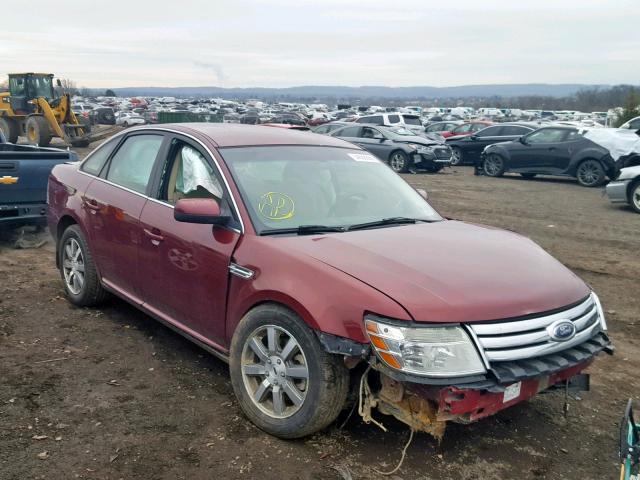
56,79,62,87
174,198,228,225
416,188,428,200
519,136,528,145
470,135,478,141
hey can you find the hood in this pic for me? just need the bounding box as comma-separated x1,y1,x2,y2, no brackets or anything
393,134,441,146
271,221,589,323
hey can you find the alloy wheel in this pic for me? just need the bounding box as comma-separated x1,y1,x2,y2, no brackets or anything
451,147,462,166
632,183,640,212
240,325,309,419
390,153,406,172
577,160,603,186
484,154,503,176
62,238,85,295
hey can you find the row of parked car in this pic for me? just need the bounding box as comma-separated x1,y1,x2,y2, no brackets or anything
310,117,640,194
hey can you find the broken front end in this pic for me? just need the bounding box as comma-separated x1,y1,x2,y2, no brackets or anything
338,293,613,438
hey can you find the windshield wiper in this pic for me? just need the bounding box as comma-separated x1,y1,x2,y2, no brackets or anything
347,217,433,231
260,225,346,236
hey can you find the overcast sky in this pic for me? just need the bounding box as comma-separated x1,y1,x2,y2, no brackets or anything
2,0,639,88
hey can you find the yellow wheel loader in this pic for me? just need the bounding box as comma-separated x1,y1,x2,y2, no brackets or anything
0,73,91,147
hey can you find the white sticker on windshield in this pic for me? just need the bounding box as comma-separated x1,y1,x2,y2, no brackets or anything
348,153,379,163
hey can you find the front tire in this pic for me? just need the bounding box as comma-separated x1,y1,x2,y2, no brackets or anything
59,225,108,307
576,159,605,187
25,116,52,146
229,304,349,439
483,153,506,177
389,150,410,173
629,180,640,214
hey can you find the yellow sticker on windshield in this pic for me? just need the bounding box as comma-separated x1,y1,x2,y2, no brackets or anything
258,192,295,220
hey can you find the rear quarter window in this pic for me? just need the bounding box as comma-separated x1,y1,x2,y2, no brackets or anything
81,137,119,176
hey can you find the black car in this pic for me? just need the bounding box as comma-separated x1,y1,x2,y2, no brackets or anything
446,123,537,166
89,107,116,125
331,124,452,173
481,126,617,187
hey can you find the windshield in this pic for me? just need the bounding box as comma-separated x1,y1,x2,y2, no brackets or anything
29,76,54,98
221,146,442,234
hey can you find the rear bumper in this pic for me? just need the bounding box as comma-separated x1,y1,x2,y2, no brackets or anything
0,202,48,226
606,180,630,204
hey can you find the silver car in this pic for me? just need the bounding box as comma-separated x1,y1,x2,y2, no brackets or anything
606,165,640,213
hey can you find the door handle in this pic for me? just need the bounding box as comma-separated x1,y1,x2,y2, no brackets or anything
83,198,101,212
548,147,557,151
143,228,164,244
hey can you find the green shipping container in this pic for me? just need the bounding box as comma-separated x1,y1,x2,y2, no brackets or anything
157,111,223,124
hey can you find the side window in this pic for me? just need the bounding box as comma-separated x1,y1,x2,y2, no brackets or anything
361,127,384,139
476,126,502,137
426,124,442,132
526,128,568,144
500,126,531,136
106,134,164,194
387,114,400,123
454,124,472,133
565,130,582,141
356,116,372,123
371,116,384,125
163,141,224,205
335,126,360,137
81,137,119,176
314,125,328,134
629,119,640,129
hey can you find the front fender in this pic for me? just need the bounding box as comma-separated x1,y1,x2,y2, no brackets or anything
225,236,412,345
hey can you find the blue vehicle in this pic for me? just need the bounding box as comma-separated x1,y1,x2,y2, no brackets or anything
0,132,78,228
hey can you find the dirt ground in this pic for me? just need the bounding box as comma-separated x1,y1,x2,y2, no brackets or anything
1,148,638,479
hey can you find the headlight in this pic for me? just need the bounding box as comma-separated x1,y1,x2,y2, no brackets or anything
592,292,608,331
416,146,432,154
365,316,486,377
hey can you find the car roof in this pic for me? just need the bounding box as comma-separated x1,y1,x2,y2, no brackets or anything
149,123,356,148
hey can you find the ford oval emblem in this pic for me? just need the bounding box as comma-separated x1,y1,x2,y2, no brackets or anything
547,320,576,342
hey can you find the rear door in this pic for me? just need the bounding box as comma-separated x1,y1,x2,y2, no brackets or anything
83,132,167,300
137,134,241,346
466,125,505,158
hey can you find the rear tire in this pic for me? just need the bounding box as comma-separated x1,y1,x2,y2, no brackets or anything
576,159,605,187
59,225,109,307
25,116,52,147
389,150,410,173
629,180,640,214
483,153,506,177
229,304,349,439
0,117,19,143
450,146,463,166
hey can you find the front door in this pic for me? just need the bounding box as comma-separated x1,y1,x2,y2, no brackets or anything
83,132,166,300
138,136,241,347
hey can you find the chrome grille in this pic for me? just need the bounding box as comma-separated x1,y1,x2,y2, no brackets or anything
469,295,601,363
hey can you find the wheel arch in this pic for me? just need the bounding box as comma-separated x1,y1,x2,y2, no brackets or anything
55,214,90,268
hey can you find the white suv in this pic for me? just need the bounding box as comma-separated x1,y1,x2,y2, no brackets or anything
355,112,425,135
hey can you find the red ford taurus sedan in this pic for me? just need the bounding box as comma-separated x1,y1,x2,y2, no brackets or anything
48,124,612,439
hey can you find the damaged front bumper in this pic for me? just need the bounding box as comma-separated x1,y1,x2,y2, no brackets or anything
353,331,612,438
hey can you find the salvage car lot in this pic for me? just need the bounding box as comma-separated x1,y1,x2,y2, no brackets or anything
1,149,638,478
